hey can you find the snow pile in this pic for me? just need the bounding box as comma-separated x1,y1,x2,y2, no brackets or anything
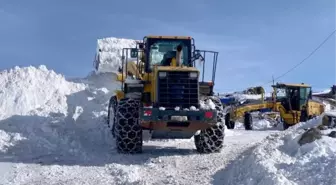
324,101,332,111
234,119,277,130
200,99,216,110
0,65,86,120
313,89,331,95
252,119,275,129
219,112,336,185
94,37,139,73
0,65,121,181
235,94,265,102
233,112,279,130
159,107,166,110
219,93,264,102
324,111,336,118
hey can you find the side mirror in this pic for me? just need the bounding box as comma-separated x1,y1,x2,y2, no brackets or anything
195,51,204,61
139,43,144,49
130,48,138,58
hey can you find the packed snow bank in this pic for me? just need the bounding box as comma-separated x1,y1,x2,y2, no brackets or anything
0,65,120,168
0,65,86,120
233,112,280,130
219,93,264,102
253,119,276,129
313,89,331,95
216,113,336,185
93,37,138,74
234,119,278,130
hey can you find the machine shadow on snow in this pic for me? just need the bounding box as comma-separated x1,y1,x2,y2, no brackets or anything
141,145,197,155
0,89,198,167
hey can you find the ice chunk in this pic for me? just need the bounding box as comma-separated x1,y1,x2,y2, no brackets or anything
190,106,198,111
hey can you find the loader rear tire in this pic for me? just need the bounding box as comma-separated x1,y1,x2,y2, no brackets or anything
194,96,225,153
114,98,143,154
244,112,253,130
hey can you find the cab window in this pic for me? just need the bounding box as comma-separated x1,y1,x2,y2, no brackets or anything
148,40,190,69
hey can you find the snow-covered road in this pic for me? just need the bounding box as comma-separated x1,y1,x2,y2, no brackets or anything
0,128,279,185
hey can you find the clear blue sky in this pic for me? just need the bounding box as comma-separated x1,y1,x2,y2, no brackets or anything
0,0,335,92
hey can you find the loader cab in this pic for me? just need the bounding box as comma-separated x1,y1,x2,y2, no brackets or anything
143,36,193,72
118,35,219,105
272,83,312,111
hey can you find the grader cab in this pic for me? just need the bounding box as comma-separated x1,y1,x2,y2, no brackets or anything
271,83,325,129
107,36,226,154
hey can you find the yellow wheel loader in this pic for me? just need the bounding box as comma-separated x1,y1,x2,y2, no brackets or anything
106,36,225,154
225,83,325,130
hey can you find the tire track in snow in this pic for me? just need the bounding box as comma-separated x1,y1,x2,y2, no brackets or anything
103,130,279,185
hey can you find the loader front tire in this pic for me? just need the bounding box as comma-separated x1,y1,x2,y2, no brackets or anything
194,96,225,153
107,95,117,137
114,98,143,154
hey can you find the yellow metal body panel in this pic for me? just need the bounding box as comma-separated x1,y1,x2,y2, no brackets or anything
275,104,300,125
116,73,126,82
145,65,197,103
146,35,192,40
150,67,156,102
307,100,325,116
230,99,324,125
114,54,198,105
171,58,177,67
157,66,198,72
273,83,311,88
281,112,300,124
232,102,274,119
115,90,125,100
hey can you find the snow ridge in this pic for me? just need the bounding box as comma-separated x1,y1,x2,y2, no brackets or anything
218,115,336,185
0,65,123,184
0,65,86,120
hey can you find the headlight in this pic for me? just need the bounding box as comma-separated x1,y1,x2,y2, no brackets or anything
159,72,167,78
189,72,198,78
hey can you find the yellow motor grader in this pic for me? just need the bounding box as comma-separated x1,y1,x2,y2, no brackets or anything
225,83,325,130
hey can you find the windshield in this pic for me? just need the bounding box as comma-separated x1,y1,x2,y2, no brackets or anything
148,40,190,68
275,88,287,100
300,87,311,100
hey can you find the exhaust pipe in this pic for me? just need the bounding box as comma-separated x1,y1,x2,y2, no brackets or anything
176,45,183,66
